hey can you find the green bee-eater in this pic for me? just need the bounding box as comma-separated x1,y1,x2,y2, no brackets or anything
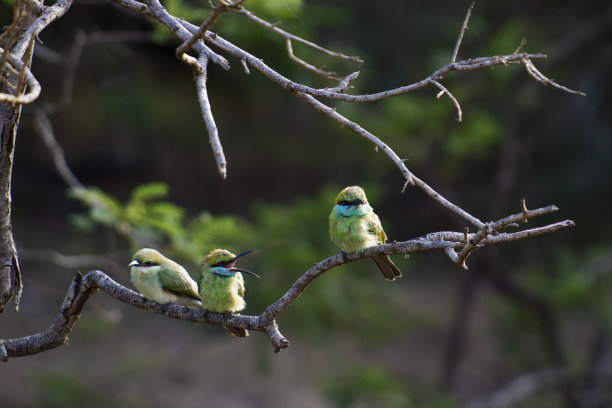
199,249,259,337
329,185,402,281
129,248,202,308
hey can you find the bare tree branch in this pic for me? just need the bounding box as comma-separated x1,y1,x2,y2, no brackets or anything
286,38,341,81
451,1,474,63
0,211,574,357
0,46,41,104
431,79,463,122
18,248,125,273
193,54,228,179
32,109,85,189
232,6,363,63
175,0,247,58
521,57,586,96
0,0,583,362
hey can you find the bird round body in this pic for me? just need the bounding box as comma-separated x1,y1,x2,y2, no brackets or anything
329,186,401,281
199,269,246,313
329,208,384,254
130,267,176,303
129,248,202,308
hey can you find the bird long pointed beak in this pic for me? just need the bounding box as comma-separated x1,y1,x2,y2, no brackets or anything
234,250,257,260
230,267,261,279
128,260,140,267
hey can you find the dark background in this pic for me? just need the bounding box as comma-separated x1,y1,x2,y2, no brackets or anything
1,0,611,406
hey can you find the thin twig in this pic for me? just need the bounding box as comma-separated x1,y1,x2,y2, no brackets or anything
0,46,41,104
194,54,227,179
18,248,125,273
456,223,491,268
233,7,363,63
138,0,230,70
286,38,340,80
430,79,463,122
296,92,415,187
199,28,559,103
451,1,475,63
175,0,247,58
109,0,150,15
295,92,495,227
32,109,85,189
522,57,586,95
513,37,527,54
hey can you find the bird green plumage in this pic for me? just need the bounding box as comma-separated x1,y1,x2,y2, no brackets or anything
329,186,402,281
198,249,259,337
129,248,202,307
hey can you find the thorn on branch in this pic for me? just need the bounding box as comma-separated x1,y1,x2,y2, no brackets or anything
240,58,250,74
457,223,492,267
492,204,559,230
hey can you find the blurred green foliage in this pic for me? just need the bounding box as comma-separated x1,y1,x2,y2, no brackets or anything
324,365,454,408
33,372,112,408
2,0,611,406
70,182,416,343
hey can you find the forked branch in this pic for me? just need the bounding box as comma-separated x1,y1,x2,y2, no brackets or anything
0,209,573,355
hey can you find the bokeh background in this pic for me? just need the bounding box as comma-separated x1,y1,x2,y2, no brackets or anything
1,0,611,406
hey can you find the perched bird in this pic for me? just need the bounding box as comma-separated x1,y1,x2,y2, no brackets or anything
199,249,259,337
129,248,202,308
329,185,402,281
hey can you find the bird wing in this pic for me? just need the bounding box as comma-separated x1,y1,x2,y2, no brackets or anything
367,212,387,245
236,273,245,299
158,268,202,300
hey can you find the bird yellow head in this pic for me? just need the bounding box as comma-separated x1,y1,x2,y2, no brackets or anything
201,249,237,269
129,248,165,268
201,249,260,278
334,185,369,206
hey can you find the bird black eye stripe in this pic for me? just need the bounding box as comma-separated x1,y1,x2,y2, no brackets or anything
339,199,364,206
212,260,232,268
143,261,158,267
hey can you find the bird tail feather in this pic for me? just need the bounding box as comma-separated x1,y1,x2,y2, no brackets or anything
225,326,249,337
371,255,402,281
